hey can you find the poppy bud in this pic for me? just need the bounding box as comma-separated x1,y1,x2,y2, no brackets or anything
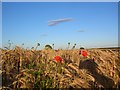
92,57,96,62
55,50,58,52
79,50,81,55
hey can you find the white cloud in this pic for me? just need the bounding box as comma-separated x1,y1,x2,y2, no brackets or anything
48,18,73,26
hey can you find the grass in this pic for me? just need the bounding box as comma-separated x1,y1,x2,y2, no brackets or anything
0,46,120,89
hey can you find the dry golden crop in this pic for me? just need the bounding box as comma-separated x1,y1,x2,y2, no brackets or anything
0,46,120,89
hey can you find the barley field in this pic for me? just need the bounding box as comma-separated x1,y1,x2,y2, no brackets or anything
0,46,120,89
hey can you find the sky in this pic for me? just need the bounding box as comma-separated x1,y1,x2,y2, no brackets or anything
2,2,118,49
0,2,2,48
1,0,120,2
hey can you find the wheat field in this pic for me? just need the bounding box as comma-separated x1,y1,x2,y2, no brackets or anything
0,46,120,89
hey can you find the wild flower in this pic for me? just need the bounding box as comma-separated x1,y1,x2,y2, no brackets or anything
53,56,64,63
35,43,40,50
79,50,88,57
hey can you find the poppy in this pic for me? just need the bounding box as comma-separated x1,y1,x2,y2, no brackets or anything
54,56,64,63
55,50,59,52
81,50,88,57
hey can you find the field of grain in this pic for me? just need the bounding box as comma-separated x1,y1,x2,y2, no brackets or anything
0,46,120,89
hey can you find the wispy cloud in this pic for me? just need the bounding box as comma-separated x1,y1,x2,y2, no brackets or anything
48,18,73,26
40,34,47,37
76,30,85,32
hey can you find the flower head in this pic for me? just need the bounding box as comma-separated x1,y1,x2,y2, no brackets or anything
80,50,88,57
37,43,40,46
54,56,64,63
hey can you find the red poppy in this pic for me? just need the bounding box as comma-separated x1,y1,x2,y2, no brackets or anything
81,50,88,57
55,50,59,52
54,56,64,63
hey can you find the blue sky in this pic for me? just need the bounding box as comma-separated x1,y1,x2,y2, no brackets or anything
2,2,118,49
0,2,1,48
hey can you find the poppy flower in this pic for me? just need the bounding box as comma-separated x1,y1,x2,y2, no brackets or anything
55,50,59,52
80,50,88,57
54,56,64,63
